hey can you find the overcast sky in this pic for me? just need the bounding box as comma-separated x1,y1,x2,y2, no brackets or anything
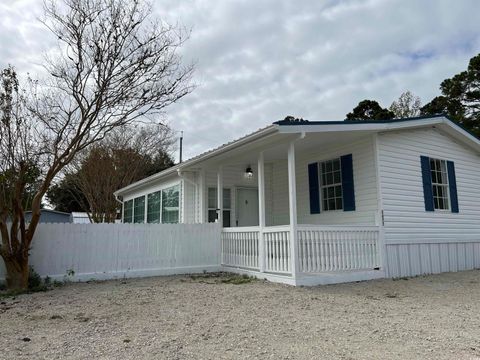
1,0,480,160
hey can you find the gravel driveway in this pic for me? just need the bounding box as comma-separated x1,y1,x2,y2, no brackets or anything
1,270,480,360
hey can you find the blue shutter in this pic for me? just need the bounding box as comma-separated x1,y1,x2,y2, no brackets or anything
340,154,355,211
447,161,459,213
420,156,434,211
308,163,320,214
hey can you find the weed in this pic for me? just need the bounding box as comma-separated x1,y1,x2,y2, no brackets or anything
66,269,75,277
53,280,63,288
221,274,255,285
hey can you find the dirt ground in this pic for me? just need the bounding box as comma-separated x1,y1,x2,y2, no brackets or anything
1,271,480,360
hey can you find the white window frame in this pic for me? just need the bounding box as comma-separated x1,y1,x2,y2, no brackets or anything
207,187,232,227
319,157,343,212
147,191,162,224
133,195,146,223
123,199,134,223
161,184,180,224
430,158,450,211
124,181,181,224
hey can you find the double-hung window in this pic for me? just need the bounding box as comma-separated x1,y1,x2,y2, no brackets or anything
320,158,343,211
420,156,459,213
430,158,450,210
308,154,355,214
207,187,231,227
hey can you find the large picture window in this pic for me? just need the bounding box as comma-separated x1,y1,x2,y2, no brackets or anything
162,185,180,224
320,158,343,211
133,196,145,223
123,199,133,223
207,187,231,227
430,158,450,210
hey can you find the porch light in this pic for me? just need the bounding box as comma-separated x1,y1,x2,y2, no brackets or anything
245,166,254,178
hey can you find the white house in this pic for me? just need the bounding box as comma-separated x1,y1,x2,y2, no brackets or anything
114,115,480,286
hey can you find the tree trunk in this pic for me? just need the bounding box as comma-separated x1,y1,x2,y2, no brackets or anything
3,255,29,290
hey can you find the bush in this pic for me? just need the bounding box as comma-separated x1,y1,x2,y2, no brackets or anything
28,266,43,290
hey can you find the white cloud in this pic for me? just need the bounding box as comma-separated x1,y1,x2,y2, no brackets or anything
1,0,479,160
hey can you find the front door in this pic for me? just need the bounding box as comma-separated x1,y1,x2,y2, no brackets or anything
236,188,259,227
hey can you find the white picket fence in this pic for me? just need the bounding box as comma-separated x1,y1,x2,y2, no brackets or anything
0,223,221,282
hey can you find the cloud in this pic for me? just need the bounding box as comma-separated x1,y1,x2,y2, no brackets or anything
1,0,480,160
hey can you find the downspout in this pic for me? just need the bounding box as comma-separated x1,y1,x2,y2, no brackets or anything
114,194,124,223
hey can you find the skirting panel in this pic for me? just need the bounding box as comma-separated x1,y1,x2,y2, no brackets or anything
385,242,480,278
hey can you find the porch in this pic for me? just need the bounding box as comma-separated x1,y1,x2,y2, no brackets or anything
186,130,386,285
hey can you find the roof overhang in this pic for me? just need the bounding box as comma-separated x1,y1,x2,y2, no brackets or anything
115,125,280,196
115,115,480,197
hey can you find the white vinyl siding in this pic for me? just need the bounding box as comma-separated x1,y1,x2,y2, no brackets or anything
295,136,378,226
377,128,480,277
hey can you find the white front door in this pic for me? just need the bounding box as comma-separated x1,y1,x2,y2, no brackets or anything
236,188,259,227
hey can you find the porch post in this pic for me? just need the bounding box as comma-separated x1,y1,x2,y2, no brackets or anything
287,141,299,281
217,166,223,227
257,152,266,272
198,169,205,223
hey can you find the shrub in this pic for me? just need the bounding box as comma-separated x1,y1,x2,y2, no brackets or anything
28,266,43,290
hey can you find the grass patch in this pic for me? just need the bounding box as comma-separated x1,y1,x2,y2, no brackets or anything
188,272,256,285
220,274,255,285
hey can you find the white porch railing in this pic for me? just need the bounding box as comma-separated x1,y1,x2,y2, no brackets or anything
221,225,291,274
221,224,380,275
264,226,291,274
297,225,380,272
221,227,259,270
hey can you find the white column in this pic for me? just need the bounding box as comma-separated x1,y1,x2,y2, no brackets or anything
288,141,299,281
198,169,205,223
257,152,266,272
217,166,223,227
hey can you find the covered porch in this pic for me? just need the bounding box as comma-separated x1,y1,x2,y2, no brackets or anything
184,128,385,285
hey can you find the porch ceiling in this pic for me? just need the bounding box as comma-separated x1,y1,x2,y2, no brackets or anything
191,131,375,168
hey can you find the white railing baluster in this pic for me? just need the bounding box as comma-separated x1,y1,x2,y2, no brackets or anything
220,225,380,275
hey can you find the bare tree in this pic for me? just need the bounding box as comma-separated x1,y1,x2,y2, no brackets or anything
390,91,422,118
0,0,193,289
66,123,175,223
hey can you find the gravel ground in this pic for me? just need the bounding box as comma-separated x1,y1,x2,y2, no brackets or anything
1,270,480,360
